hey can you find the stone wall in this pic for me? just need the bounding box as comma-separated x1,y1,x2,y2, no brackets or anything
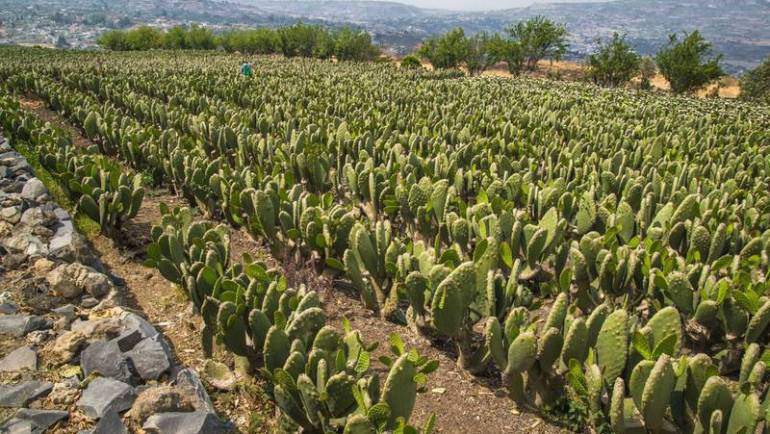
0,132,228,433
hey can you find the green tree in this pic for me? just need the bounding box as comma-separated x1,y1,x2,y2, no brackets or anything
97,30,129,51
186,25,215,50
656,31,723,94
487,33,525,76
278,23,332,58
465,32,498,76
124,26,163,50
587,33,640,87
739,56,770,103
219,29,281,54
333,27,380,62
417,28,469,70
164,26,188,49
507,16,568,71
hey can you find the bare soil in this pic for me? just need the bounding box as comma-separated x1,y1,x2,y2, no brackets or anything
409,57,742,98
16,96,569,434
18,99,94,149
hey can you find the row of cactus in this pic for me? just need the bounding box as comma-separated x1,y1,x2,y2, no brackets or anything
143,204,436,433
0,93,144,237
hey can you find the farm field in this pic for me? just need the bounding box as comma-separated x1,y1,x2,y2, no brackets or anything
1,47,770,433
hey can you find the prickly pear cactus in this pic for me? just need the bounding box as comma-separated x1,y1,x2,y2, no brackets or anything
430,262,476,337
697,377,734,434
381,354,418,428
640,355,676,431
596,309,628,386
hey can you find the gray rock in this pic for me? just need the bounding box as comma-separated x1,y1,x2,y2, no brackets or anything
53,207,70,221
81,297,99,308
25,238,47,257
25,330,55,346
2,253,27,270
70,317,122,339
52,304,77,321
0,302,18,314
174,369,214,413
0,315,49,337
1,179,26,194
48,223,74,255
120,312,159,339
0,206,21,224
80,339,135,383
10,163,31,177
0,381,53,408
125,335,171,381
46,264,81,298
48,231,103,271
2,233,46,257
0,346,37,372
93,410,128,434
47,263,112,300
115,328,144,352
0,151,23,166
0,193,22,208
76,377,136,419
20,178,47,202
20,207,55,228
0,408,68,433
143,412,229,434
0,417,34,434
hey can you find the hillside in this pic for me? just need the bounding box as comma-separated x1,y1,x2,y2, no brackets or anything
237,0,770,72
1,0,769,72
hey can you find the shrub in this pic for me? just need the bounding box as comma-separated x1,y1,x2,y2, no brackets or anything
507,16,568,72
656,31,723,94
417,28,469,70
740,55,770,103
401,55,422,69
587,33,640,87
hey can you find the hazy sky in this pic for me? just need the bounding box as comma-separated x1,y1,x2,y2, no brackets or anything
382,0,602,11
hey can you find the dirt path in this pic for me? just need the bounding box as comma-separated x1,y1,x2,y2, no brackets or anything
18,99,93,149
18,96,568,434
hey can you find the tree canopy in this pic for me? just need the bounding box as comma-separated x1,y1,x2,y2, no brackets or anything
417,28,470,70
656,31,723,94
587,33,640,87
507,16,568,72
97,24,380,62
740,55,770,103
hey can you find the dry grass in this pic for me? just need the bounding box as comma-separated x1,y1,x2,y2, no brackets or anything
397,56,742,99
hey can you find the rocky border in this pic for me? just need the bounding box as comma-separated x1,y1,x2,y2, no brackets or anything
0,132,229,433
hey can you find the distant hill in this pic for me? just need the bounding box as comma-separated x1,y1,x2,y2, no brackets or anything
232,0,770,72
1,0,768,73
244,1,429,22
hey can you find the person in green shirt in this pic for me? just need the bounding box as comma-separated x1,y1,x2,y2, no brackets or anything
240,61,253,78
